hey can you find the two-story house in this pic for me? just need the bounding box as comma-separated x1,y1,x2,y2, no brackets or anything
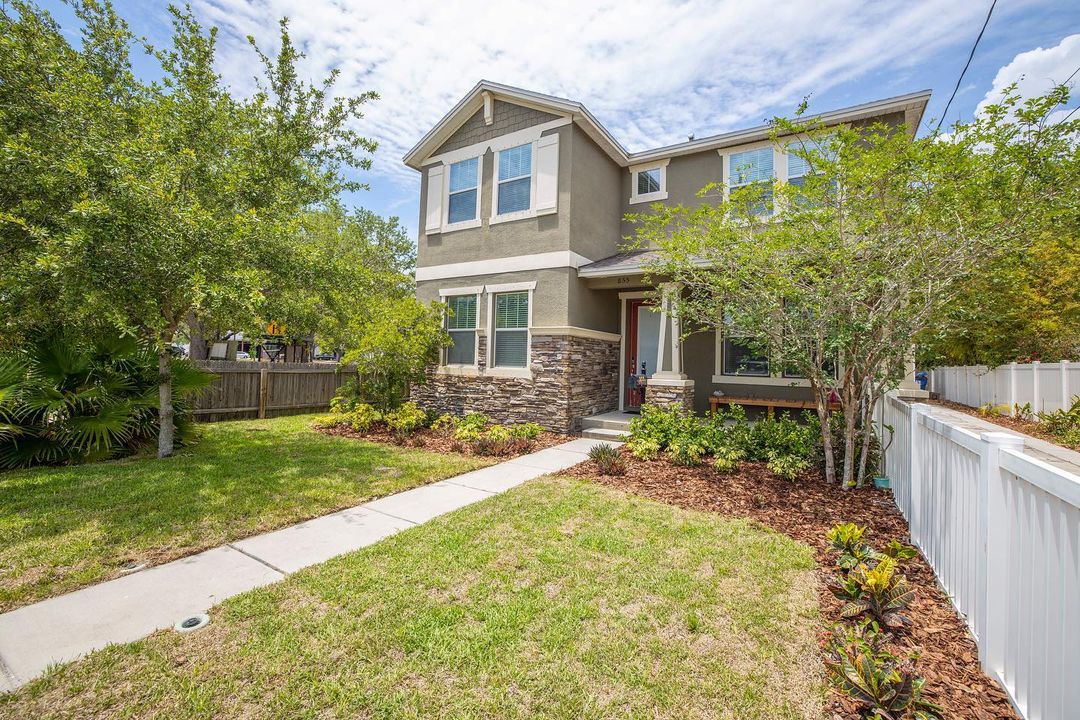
404,81,930,434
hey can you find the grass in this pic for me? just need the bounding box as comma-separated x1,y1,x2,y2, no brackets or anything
1,477,824,719
0,414,488,611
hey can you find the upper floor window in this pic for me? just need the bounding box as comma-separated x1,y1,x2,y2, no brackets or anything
629,160,669,204
493,291,529,367
447,157,480,225
728,147,774,216
445,294,478,365
497,144,532,215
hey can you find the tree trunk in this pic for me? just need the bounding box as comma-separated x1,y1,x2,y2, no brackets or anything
856,386,880,488
841,381,859,488
812,381,836,484
186,312,209,360
157,350,175,458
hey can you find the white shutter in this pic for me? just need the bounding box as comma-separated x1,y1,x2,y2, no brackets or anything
534,134,559,214
425,165,445,233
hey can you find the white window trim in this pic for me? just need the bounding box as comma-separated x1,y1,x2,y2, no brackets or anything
629,158,669,204
442,155,483,233
491,141,538,225
440,290,481,369
711,330,810,387
720,140,783,213
486,284,535,377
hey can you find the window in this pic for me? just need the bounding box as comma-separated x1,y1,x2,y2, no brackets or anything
722,337,770,377
629,161,668,203
497,144,532,215
728,147,774,216
638,168,661,195
493,291,529,367
447,157,479,224
445,294,477,365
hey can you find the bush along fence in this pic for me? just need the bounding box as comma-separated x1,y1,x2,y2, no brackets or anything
881,392,1080,720
930,361,1078,416
192,361,357,422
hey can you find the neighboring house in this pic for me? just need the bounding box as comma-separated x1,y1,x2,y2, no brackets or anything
404,81,930,433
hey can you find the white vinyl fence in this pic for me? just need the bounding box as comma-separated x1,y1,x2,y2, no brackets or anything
930,361,1078,415
881,394,1080,720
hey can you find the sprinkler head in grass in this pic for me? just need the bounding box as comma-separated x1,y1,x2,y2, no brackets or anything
174,614,210,633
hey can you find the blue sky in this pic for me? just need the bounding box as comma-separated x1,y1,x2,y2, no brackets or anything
40,0,1080,241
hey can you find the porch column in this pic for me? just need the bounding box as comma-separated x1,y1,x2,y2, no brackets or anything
645,283,695,412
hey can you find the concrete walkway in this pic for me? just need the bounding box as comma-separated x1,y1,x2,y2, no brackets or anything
0,438,615,692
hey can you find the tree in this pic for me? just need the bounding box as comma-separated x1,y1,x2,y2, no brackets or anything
633,85,1078,487
0,1,377,456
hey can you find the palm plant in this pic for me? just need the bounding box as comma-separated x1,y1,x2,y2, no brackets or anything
0,334,213,469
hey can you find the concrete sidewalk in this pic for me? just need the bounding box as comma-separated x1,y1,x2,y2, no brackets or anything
0,437,616,692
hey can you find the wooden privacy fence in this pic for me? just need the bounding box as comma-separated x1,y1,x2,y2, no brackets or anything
881,393,1080,720
192,361,357,422
930,361,1078,415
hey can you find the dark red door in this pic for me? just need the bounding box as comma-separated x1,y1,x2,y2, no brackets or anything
624,299,649,410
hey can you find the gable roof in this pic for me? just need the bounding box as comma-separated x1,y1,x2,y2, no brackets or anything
403,81,932,171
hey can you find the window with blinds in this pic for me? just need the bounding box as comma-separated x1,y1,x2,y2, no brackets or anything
637,168,661,195
493,291,529,367
447,157,479,224
497,144,532,215
445,294,477,365
729,147,774,216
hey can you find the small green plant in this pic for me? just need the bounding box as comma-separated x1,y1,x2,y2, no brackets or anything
977,402,1009,417
686,611,701,634
329,377,361,414
627,436,661,460
453,412,491,444
346,403,382,433
588,443,626,475
510,422,543,441
1036,396,1080,446
766,452,810,480
826,523,883,570
430,413,457,434
837,558,915,629
667,438,706,466
1014,402,1033,421
882,539,918,561
311,414,341,429
384,402,427,435
712,444,745,473
825,622,943,720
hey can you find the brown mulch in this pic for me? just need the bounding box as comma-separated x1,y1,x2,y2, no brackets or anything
565,454,1019,720
317,424,571,458
934,398,1080,452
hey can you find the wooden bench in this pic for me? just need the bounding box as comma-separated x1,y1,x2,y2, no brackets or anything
708,395,839,418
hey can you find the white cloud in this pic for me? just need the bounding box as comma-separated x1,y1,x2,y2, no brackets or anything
188,0,1036,191
975,33,1080,122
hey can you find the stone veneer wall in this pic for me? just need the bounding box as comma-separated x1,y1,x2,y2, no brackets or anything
411,333,619,433
644,380,695,413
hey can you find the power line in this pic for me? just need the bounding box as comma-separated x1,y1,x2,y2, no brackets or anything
935,0,998,133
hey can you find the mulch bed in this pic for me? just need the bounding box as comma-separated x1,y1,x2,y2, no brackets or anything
934,398,1080,452
565,453,1019,719
317,424,571,458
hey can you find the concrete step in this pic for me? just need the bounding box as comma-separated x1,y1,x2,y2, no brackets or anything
581,427,630,442
580,415,634,431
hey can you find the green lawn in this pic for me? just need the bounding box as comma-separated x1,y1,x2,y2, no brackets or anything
0,414,488,611
1,477,824,720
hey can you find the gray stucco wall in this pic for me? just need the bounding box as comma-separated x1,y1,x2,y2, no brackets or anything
417,124,573,268
433,100,560,155
417,268,574,329
620,149,723,240
568,126,624,262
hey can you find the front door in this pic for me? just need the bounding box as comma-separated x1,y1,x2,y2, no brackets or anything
624,298,660,411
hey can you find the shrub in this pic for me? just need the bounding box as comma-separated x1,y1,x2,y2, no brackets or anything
882,539,918,561
430,413,457,434
826,523,882,570
1037,395,1080,446
766,452,810,480
977,402,1010,417
825,622,943,720
312,414,341,429
627,436,661,460
833,558,915,629
453,413,491,444
712,444,745,473
346,403,382,433
473,424,517,456
628,404,689,450
0,334,212,469
510,422,543,441
384,401,427,435
329,378,362,414
588,443,626,475
667,438,706,466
